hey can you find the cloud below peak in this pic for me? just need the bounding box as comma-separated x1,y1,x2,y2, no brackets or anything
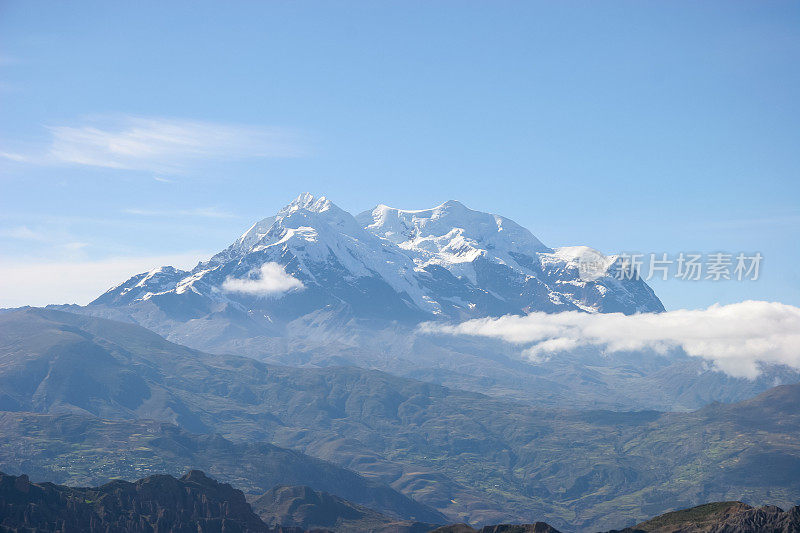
222,263,304,297
420,301,800,379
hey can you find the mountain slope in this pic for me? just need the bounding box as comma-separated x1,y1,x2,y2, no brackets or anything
252,485,436,532
432,524,561,533
5,465,797,533
1,309,799,531
625,501,800,532
0,411,445,524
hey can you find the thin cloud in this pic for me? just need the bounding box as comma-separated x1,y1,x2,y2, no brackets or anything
0,151,29,162
420,301,800,379
58,242,90,251
1,225,90,258
124,207,237,219
222,263,304,297
0,226,48,241
2,115,303,173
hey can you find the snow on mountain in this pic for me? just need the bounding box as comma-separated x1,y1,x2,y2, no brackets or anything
357,200,550,283
205,192,435,312
93,266,189,306
358,199,663,315
92,193,663,324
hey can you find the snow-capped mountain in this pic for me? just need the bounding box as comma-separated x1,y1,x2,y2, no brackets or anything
93,193,663,327
75,194,796,413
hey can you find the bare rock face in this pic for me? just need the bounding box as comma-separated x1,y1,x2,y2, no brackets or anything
431,523,561,533
251,484,438,533
611,500,800,532
0,470,275,532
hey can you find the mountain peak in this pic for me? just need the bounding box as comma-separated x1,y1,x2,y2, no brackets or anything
222,193,349,262
437,199,466,210
281,192,333,215
180,470,216,485
368,199,466,218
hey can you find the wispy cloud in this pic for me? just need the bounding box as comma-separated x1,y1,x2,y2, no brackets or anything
222,262,304,297
1,226,88,254
59,242,89,251
420,301,800,379
0,150,29,162
123,207,237,219
0,252,209,308
1,115,303,173
0,226,48,241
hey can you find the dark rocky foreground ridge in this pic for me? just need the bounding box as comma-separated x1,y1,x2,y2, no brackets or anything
0,470,437,532
612,500,800,532
2,470,799,533
0,470,275,532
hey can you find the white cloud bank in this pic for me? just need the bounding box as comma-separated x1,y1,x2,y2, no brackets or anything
2,115,302,173
420,301,800,379
222,263,304,297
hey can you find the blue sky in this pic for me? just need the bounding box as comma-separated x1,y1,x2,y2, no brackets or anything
1,1,798,309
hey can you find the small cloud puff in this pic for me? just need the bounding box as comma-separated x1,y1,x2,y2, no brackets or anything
420,301,800,379
222,262,304,297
